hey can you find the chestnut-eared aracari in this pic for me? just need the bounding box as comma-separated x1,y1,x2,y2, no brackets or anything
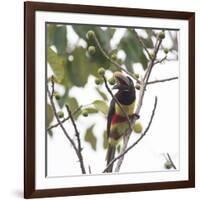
106,72,136,172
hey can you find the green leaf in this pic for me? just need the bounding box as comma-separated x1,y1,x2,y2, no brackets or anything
67,97,79,111
67,47,100,87
92,100,108,115
47,24,67,55
47,24,56,47
84,125,97,151
83,108,98,114
47,104,54,127
103,130,108,149
142,29,154,48
47,48,65,82
96,87,108,101
53,26,67,55
58,88,69,108
68,47,90,87
105,28,116,40
66,97,80,119
119,29,148,70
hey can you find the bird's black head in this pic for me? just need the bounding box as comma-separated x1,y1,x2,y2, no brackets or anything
112,72,136,105
112,72,134,92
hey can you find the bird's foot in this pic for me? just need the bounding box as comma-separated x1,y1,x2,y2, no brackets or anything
133,113,140,120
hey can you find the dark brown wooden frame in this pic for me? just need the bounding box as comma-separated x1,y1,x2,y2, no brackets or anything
24,1,195,198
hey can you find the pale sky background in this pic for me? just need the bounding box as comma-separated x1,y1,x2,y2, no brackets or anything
47,26,179,177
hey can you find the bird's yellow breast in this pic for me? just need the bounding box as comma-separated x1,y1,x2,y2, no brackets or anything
115,101,135,117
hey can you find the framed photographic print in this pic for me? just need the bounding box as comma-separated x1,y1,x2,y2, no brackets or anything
24,1,195,198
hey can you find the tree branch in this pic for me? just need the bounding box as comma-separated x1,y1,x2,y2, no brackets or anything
47,81,86,174
134,29,152,60
65,104,86,174
93,35,139,82
103,96,158,173
47,105,82,131
154,55,167,65
143,38,163,82
147,76,178,85
115,33,164,172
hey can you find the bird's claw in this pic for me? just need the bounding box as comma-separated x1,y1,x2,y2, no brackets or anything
133,113,140,120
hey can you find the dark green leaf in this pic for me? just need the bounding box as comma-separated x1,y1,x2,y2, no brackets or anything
84,125,97,151
105,28,116,40
119,29,148,70
142,29,154,48
47,24,67,55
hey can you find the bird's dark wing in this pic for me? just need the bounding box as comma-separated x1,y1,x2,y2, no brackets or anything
107,98,115,138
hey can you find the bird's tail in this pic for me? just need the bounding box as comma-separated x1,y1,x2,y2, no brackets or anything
105,144,116,173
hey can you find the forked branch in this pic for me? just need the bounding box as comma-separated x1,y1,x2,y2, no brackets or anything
47,80,86,174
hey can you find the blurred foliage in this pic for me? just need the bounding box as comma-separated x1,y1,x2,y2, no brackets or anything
92,100,108,115
47,104,54,127
67,97,80,119
103,130,108,149
48,48,65,83
82,107,98,114
47,24,67,55
119,29,149,71
96,87,108,101
47,23,178,151
84,125,97,150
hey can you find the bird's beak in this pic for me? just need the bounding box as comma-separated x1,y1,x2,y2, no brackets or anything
112,72,130,90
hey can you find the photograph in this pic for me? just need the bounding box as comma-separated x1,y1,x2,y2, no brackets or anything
24,2,195,197
46,23,179,176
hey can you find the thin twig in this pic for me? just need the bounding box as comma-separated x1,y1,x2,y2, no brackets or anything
103,96,158,173
154,55,167,65
47,81,86,174
65,104,86,173
134,29,152,60
88,165,92,174
166,58,178,62
144,38,163,83
167,153,177,169
47,106,82,131
93,35,139,82
147,76,178,85
102,76,132,130
162,153,168,161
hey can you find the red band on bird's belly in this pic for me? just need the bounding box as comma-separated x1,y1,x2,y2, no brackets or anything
111,114,127,124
